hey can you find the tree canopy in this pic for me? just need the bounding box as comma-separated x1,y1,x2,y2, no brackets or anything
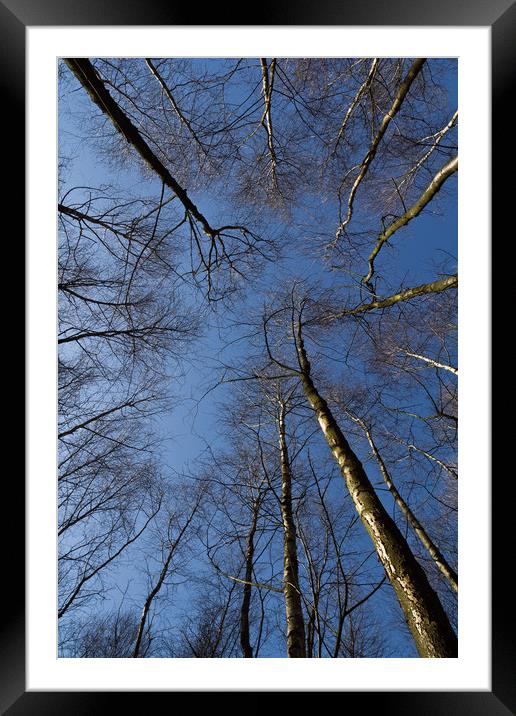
58,57,458,658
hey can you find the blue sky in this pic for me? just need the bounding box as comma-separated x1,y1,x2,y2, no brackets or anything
58,58,458,658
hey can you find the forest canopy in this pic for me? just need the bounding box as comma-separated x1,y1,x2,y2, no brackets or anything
58,57,458,658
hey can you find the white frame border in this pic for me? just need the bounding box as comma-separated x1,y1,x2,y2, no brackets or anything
27,25,490,691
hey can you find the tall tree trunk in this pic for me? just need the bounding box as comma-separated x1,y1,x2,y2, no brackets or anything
295,327,457,658
277,401,306,658
240,497,260,658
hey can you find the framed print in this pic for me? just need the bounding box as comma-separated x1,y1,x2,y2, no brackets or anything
5,0,511,711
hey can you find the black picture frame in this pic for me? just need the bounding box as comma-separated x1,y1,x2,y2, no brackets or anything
7,0,510,711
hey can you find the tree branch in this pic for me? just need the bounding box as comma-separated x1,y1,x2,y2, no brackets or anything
363,155,458,288
334,58,426,244
319,274,457,322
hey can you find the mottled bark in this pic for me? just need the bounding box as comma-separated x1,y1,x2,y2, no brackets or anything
259,58,279,191
277,402,307,658
240,498,260,658
295,327,457,658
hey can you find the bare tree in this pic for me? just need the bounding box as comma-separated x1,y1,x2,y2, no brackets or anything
60,609,152,658
258,291,457,657
58,182,197,620
133,487,203,657
58,56,458,658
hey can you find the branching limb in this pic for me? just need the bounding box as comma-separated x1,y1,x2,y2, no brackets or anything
58,397,154,439
332,58,379,156
397,110,458,193
259,58,279,192
334,58,426,244
64,59,264,299
133,496,201,657
400,350,458,375
319,274,457,322
58,502,161,619
209,557,283,594
363,155,458,288
350,413,458,592
145,58,208,154
64,59,216,234
393,437,458,480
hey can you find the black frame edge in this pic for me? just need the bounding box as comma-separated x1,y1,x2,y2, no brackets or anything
492,2,516,713
1,0,26,713
0,0,515,26
10,0,511,712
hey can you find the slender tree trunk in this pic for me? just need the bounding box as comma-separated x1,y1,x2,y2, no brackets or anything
306,605,316,658
240,497,260,658
277,402,306,658
133,502,199,657
357,419,458,592
295,327,457,658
